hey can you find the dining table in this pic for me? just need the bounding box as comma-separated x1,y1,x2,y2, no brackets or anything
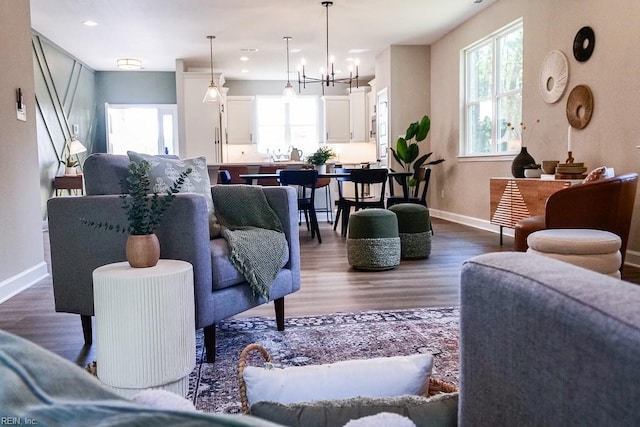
238,170,413,201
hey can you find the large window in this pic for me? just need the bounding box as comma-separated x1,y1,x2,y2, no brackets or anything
255,96,319,157
106,104,178,155
462,19,523,156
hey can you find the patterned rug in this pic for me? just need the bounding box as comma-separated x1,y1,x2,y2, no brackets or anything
187,307,460,413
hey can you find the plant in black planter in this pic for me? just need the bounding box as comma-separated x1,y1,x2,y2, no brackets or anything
391,115,444,187
81,160,191,267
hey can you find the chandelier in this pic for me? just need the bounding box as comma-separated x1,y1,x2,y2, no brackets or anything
298,1,359,94
203,35,222,103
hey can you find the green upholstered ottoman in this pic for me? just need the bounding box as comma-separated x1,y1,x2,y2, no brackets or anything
389,203,431,259
347,209,400,271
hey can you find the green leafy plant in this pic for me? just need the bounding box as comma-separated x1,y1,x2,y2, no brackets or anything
390,115,444,187
63,156,79,168
81,160,191,235
306,146,336,166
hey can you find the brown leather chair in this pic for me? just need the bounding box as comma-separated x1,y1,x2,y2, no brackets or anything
514,173,638,269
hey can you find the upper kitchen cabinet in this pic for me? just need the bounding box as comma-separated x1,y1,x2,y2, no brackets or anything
322,96,350,143
367,80,377,143
347,87,370,143
226,96,255,144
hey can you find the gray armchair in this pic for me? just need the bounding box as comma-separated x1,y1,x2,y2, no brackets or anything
47,154,301,362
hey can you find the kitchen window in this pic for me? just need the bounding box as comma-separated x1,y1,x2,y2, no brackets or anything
461,18,523,157
255,96,320,158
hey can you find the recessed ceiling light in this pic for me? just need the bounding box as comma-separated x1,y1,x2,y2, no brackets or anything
82,20,98,27
291,48,301,54
348,48,368,54
241,48,259,52
241,69,249,73
240,56,249,61
117,58,142,70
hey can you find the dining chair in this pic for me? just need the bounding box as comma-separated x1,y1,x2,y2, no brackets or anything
335,168,388,237
279,169,322,243
257,165,281,186
386,167,433,233
218,170,232,184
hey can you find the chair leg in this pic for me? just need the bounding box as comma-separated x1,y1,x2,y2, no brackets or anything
310,208,322,243
204,324,216,363
333,205,342,231
274,297,285,331
81,315,92,346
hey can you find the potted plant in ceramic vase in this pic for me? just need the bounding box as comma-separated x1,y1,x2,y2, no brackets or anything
81,160,191,268
306,146,337,174
391,115,444,187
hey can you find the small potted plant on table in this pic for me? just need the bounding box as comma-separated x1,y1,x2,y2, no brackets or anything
306,146,336,174
82,160,191,268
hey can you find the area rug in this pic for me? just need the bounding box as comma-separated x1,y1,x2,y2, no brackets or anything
187,307,459,414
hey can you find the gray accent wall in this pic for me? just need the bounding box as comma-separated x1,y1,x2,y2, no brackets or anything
0,0,48,301
32,33,96,218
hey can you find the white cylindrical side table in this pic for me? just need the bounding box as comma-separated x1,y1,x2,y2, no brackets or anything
93,260,195,398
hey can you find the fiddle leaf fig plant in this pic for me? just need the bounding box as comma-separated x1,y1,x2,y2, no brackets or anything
391,115,444,187
81,160,191,235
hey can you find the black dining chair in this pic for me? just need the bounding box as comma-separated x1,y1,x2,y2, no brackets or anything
386,167,432,208
279,169,321,243
218,169,232,184
387,167,433,233
335,168,388,237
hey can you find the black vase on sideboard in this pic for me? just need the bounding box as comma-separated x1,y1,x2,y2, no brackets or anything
511,147,535,178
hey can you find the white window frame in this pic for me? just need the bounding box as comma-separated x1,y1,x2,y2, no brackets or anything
460,18,523,158
255,95,321,156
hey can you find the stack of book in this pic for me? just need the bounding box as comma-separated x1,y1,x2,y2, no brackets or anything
555,162,587,179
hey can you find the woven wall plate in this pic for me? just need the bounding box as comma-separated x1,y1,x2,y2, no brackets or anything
539,50,569,104
566,84,593,129
573,26,596,62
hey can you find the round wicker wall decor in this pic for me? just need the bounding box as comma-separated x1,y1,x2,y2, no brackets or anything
539,50,569,104
566,84,593,129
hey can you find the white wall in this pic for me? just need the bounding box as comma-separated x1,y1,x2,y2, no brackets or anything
428,0,640,263
0,0,48,302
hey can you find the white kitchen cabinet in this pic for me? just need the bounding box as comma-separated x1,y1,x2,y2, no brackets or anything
322,96,350,144
367,80,377,143
178,71,226,163
348,87,370,143
226,96,255,144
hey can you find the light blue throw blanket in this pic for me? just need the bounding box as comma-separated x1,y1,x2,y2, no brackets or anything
211,185,288,300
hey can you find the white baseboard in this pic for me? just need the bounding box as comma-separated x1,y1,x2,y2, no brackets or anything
429,208,639,268
0,262,49,304
625,249,640,269
429,208,514,238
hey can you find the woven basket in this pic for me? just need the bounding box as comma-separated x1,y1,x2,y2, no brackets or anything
238,343,458,415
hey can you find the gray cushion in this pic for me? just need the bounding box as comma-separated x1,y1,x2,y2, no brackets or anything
348,209,399,239
250,393,458,427
390,203,430,234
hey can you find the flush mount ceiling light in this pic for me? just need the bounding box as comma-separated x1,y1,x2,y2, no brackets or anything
203,35,222,103
282,36,297,102
298,1,359,94
117,58,142,70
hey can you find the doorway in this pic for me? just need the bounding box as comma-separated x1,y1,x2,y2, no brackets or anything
105,104,178,155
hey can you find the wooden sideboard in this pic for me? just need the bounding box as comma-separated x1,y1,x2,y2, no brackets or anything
490,178,577,244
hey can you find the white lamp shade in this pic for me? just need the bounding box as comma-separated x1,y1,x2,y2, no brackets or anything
203,82,222,103
282,82,297,102
68,137,87,155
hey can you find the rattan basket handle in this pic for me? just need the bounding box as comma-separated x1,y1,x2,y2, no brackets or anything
238,343,272,414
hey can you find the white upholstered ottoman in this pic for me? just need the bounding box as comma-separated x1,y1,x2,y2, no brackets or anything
526,229,622,278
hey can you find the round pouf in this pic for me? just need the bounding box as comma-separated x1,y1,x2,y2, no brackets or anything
389,203,432,259
347,209,400,271
526,229,622,278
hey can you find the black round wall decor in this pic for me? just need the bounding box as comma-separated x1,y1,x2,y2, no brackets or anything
573,26,595,62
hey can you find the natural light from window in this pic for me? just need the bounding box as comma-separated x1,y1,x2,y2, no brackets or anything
255,96,319,158
461,19,523,157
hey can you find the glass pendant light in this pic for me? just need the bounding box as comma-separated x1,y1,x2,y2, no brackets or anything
203,35,222,103
282,36,297,103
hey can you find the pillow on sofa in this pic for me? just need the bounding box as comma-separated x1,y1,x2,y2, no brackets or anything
243,354,433,407
127,151,220,238
250,393,458,427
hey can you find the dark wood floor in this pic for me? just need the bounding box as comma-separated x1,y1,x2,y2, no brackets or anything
2,218,639,367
